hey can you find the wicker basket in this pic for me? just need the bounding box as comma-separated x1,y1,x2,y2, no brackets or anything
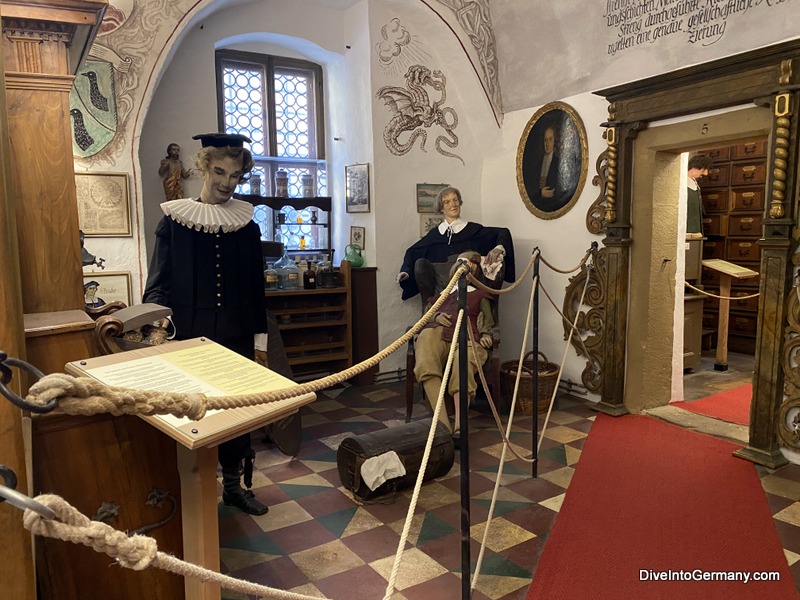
499,351,559,414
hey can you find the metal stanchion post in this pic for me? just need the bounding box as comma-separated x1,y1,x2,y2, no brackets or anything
532,250,540,478
457,269,471,600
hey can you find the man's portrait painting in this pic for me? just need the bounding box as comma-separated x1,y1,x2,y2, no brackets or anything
516,102,588,220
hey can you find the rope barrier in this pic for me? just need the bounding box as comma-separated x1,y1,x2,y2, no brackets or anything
467,248,540,295
24,265,476,419
22,494,319,600
684,280,760,300
383,309,465,600
539,252,590,275
3,244,598,600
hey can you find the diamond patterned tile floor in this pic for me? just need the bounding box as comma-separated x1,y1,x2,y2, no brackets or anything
218,377,800,599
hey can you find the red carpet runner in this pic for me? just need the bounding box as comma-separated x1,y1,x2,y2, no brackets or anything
672,384,752,426
527,414,796,600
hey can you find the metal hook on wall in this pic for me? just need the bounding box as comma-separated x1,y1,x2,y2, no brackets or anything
0,351,57,414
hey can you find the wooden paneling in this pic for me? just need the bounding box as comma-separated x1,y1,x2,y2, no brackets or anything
7,86,83,312
33,414,185,599
0,32,34,600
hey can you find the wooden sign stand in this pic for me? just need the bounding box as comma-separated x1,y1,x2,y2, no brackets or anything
66,338,316,600
701,259,759,372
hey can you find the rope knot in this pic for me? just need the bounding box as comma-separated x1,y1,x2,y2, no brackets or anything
22,494,157,570
26,373,88,409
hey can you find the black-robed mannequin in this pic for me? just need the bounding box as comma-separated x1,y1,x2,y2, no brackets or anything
397,187,515,303
143,132,270,516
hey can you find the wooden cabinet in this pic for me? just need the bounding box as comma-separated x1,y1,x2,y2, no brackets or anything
698,138,766,355
350,267,379,386
265,260,352,379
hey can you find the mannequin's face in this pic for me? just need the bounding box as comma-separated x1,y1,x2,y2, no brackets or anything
687,167,709,180
441,192,461,222
200,156,243,204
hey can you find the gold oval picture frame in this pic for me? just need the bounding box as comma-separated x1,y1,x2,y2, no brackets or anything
516,101,588,220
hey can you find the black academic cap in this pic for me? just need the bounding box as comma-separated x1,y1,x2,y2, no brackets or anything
192,132,251,148
84,280,100,289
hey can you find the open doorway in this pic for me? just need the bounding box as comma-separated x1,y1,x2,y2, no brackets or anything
681,139,766,421
624,106,772,415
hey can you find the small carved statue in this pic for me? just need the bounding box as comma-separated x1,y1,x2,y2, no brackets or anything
159,143,193,201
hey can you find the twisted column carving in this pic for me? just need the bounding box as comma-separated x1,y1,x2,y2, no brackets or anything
769,92,792,219
603,104,618,224
586,149,610,235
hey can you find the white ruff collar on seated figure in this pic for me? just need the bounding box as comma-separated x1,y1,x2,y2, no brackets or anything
161,198,254,233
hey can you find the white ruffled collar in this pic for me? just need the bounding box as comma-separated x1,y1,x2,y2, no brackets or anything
161,198,254,233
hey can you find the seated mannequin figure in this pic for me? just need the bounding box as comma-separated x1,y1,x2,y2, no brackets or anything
396,187,515,307
413,251,494,436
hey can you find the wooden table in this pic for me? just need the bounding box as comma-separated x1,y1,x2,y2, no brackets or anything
66,338,315,600
701,259,759,371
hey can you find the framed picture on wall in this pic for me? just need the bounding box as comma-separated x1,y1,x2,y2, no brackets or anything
345,163,370,213
420,215,444,237
83,271,132,309
75,172,132,236
416,183,449,213
516,101,588,220
349,225,366,249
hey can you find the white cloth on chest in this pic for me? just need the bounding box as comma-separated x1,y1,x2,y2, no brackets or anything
161,198,254,233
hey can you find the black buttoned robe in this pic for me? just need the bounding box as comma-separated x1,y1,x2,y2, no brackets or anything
144,215,268,466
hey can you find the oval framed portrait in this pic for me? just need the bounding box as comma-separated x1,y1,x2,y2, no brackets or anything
516,101,588,220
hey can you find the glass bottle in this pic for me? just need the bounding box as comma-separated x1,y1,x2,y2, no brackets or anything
285,259,300,290
303,259,317,289
264,262,278,290
299,235,306,251
273,247,291,289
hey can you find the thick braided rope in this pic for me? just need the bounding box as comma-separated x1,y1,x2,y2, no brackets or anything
383,309,465,600
684,280,760,300
537,279,591,360
537,260,592,453
467,314,537,464
539,251,590,275
471,267,538,589
23,495,322,600
467,248,540,295
25,265,471,418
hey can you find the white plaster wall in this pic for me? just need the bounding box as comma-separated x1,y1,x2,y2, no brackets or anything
368,0,501,373
482,92,609,398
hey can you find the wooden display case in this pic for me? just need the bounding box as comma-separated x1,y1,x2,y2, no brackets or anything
697,138,766,355
264,260,353,379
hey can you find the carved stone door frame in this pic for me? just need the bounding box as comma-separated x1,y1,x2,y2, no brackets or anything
594,41,800,469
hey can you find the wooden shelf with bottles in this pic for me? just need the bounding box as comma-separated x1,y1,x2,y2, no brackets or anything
697,138,767,355
236,194,333,258
264,259,353,379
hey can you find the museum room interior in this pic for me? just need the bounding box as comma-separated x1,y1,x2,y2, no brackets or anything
3,1,800,599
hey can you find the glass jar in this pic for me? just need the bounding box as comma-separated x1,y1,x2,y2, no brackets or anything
250,174,262,196
301,173,314,198
264,262,278,290
274,169,289,197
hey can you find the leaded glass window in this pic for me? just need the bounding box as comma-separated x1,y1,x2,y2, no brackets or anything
215,51,326,247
